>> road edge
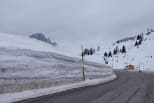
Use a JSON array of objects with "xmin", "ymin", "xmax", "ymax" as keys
[{"xmin": 0, "ymin": 74, "xmax": 117, "ymax": 103}]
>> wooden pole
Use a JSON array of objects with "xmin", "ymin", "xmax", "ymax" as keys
[{"xmin": 81, "ymin": 45, "xmax": 85, "ymax": 81}]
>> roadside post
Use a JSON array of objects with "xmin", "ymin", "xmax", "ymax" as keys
[
  {"xmin": 81, "ymin": 45, "xmax": 85, "ymax": 81},
  {"xmin": 115, "ymin": 55, "xmax": 119, "ymax": 70},
  {"xmin": 112, "ymin": 57, "xmax": 114, "ymax": 68}
]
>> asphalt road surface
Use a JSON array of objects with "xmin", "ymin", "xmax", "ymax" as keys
[{"xmin": 17, "ymin": 71, "xmax": 154, "ymax": 103}]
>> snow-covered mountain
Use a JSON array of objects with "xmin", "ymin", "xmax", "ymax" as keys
[
  {"xmin": 112, "ymin": 31, "xmax": 154, "ymax": 71},
  {"xmin": 84, "ymin": 30, "xmax": 154, "ymax": 71}
]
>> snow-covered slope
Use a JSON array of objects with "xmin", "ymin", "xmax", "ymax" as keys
[
  {"xmin": 113, "ymin": 32, "xmax": 154, "ymax": 71},
  {"xmin": 84, "ymin": 31, "xmax": 154, "ymax": 71},
  {"xmin": 0, "ymin": 33, "xmax": 114, "ymax": 93},
  {"xmin": 0, "ymin": 33, "xmax": 65, "ymax": 54},
  {"xmin": 0, "ymin": 32, "xmax": 113, "ymax": 77},
  {"xmin": 0, "ymin": 33, "xmax": 85, "ymax": 59}
]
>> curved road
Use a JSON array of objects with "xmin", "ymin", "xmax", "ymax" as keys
[{"xmin": 17, "ymin": 71, "xmax": 154, "ymax": 103}]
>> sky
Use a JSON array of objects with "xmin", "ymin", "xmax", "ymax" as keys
[{"xmin": 0, "ymin": 0, "xmax": 154, "ymax": 45}]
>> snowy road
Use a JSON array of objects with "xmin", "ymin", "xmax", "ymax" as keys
[{"xmin": 16, "ymin": 71, "xmax": 154, "ymax": 103}]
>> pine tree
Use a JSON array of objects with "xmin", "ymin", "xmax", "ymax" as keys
[
  {"xmin": 138, "ymin": 39, "xmax": 142, "ymax": 45},
  {"xmin": 84, "ymin": 48, "xmax": 89, "ymax": 56},
  {"xmin": 120, "ymin": 49, "xmax": 122, "ymax": 53},
  {"xmin": 113, "ymin": 49, "xmax": 117, "ymax": 55},
  {"xmin": 89, "ymin": 48, "xmax": 94, "ymax": 55},
  {"xmin": 135, "ymin": 41, "xmax": 138, "ymax": 46},
  {"xmin": 122, "ymin": 45, "xmax": 126, "ymax": 53},
  {"xmin": 137, "ymin": 35, "xmax": 141, "ymax": 40},
  {"xmin": 104, "ymin": 52, "xmax": 108, "ymax": 57},
  {"xmin": 108, "ymin": 51, "xmax": 112, "ymax": 57}
]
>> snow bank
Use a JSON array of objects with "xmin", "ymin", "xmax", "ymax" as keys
[{"xmin": 0, "ymin": 74, "xmax": 117, "ymax": 103}]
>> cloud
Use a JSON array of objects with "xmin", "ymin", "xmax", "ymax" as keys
[{"xmin": 0, "ymin": 0, "xmax": 154, "ymax": 42}]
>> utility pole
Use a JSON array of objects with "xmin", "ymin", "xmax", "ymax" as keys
[{"xmin": 81, "ymin": 45, "xmax": 85, "ymax": 81}]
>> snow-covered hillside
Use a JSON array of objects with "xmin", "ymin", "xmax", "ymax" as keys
[
  {"xmin": 84, "ymin": 30, "xmax": 154, "ymax": 71},
  {"xmin": 0, "ymin": 33, "xmax": 114, "ymax": 93},
  {"xmin": 0, "ymin": 33, "xmax": 84, "ymax": 58},
  {"xmin": 0, "ymin": 33, "xmax": 112, "ymax": 79},
  {"xmin": 112, "ymin": 32, "xmax": 154, "ymax": 71},
  {"xmin": 0, "ymin": 33, "xmax": 65, "ymax": 54}
]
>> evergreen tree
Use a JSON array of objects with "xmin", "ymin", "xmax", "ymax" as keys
[
  {"xmin": 122, "ymin": 45, "xmax": 126, "ymax": 53},
  {"xmin": 104, "ymin": 52, "xmax": 108, "ymax": 57},
  {"xmin": 120, "ymin": 49, "xmax": 122, "ymax": 53},
  {"xmin": 108, "ymin": 51, "xmax": 112, "ymax": 57},
  {"xmin": 137, "ymin": 35, "xmax": 141, "ymax": 40},
  {"xmin": 135, "ymin": 41, "xmax": 138, "ymax": 46},
  {"xmin": 113, "ymin": 48, "xmax": 117, "ymax": 55},
  {"xmin": 137, "ymin": 34, "xmax": 143, "ymax": 41},
  {"xmin": 89, "ymin": 48, "xmax": 93, "ymax": 55},
  {"xmin": 138, "ymin": 39, "xmax": 142, "ymax": 45},
  {"xmin": 83, "ymin": 48, "xmax": 89, "ymax": 56},
  {"xmin": 30, "ymin": 33, "xmax": 57, "ymax": 46}
]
